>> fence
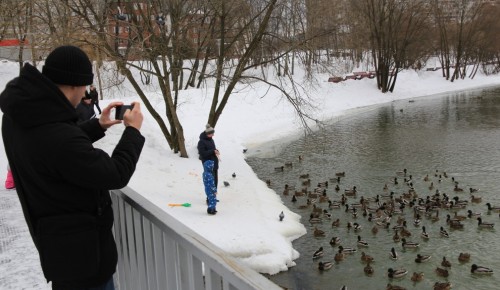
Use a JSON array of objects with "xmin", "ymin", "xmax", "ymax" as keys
[{"xmin": 110, "ymin": 187, "xmax": 282, "ymax": 290}]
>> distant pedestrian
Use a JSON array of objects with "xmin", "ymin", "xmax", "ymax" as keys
[
  {"xmin": 202, "ymin": 160, "xmax": 218, "ymax": 215},
  {"xmin": 76, "ymin": 94, "xmax": 96, "ymax": 124},
  {"xmin": 197, "ymin": 124, "xmax": 220, "ymax": 187},
  {"xmin": 86, "ymin": 84, "xmax": 101, "ymax": 114}
]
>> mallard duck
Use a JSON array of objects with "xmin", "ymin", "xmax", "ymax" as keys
[
  {"xmin": 353, "ymin": 223, "xmax": 362, "ymax": 232},
  {"xmin": 329, "ymin": 236, "xmax": 340, "ymax": 246},
  {"xmin": 313, "ymin": 226, "xmax": 325, "ymax": 237},
  {"xmin": 339, "ymin": 245, "xmax": 357, "ymax": 254},
  {"xmin": 357, "ymin": 235, "xmax": 369, "ymax": 247},
  {"xmin": 361, "ymin": 251, "xmax": 374, "ymax": 263},
  {"xmin": 312, "ymin": 246, "xmax": 324, "ymax": 259},
  {"xmin": 364, "ymin": 262, "xmax": 374, "ymax": 275},
  {"xmin": 440, "ymin": 226, "xmax": 449, "ymax": 238},
  {"xmin": 344, "ymin": 186, "xmax": 357, "ymax": 196},
  {"xmin": 393, "ymin": 230, "xmax": 401, "ymax": 242},
  {"xmin": 433, "ymin": 282, "xmax": 452, "ymax": 290},
  {"xmin": 388, "ymin": 268, "xmax": 408, "ymax": 278},
  {"xmin": 486, "ymin": 203, "xmax": 500, "ymax": 212},
  {"xmin": 334, "ymin": 249, "xmax": 345, "ymax": 262},
  {"xmin": 471, "ymin": 264, "xmax": 493, "ymax": 274},
  {"xmin": 299, "ymin": 173, "xmax": 309, "ymax": 179},
  {"xmin": 415, "ymin": 254, "xmax": 431, "ymax": 263},
  {"xmin": 469, "ymin": 187, "xmax": 479, "ymax": 193},
  {"xmin": 435, "ymin": 267, "xmax": 449, "ymax": 277},
  {"xmin": 402, "ymin": 238, "xmax": 419, "ymax": 248},
  {"xmin": 458, "ymin": 252, "xmax": 470, "ymax": 262},
  {"xmin": 411, "ymin": 272, "xmax": 424, "ymax": 282},
  {"xmin": 454, "ymin": 184, "xmax": 464, "ymax": 192},
  {"xmin": 335, "ymin": 171, "xmax": 345, "ymax": 177},
  {"xmin": 390, "ymin": 247, "xmax": 398, "ymax": 260},
  {"xmin": 329, "ymin": 200, "xmax": 341, "ymax": 209},
  {"xmin": 318, "ymin": 261, "xmax": 333, "ymax": 271},
  {"xmin": 331, "ymin": 218, "xmax": 340, "ymax": 227},
  {"xmin": 470, "ymin": 195, "xmax": 482, "ymax": 203},
  {"xmin": 335, "ymin": 184, "xmax": 340, "ymax": 191},
  {"xmin": 323, "ymin": 209, "xmax": 332, "ymax": 219},
  {"xmin": 386, "ymin": 283, "xmax": 406, "ymax": 290},
  {"xmin": 274, "ymin": 166, "xmax": 284, "ymax": 172},
  {"xmin": 477, "ymin": 217, "xmax": 494, "ymax": 228},
  {"xmin": 291, "ymin": 195, "xmax": 297, "ymax": 203},
  {"xmin": 372, "ymin": 225, "xmax": 379, "ymax": 234},
  {"xmin": 309, "ymin": 214, "xmax": 322, "ymax": 224},
  {"xmin": 421, "ymin": 226, "xmax": 429, "ymax": 240},
  {"xmin": 441, "ymin": 256, "xmax": 451, "ymax": 267},
  {"xmin": 467, "ymin": 209, "xmax": 481, "ymax": 218},
  {"xmin": 453, "ymin": 211, "xmax": 467, "ymax": 221}
]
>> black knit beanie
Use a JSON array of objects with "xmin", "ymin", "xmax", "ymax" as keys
[{"xmin": 42, "ymin": 45, "xmax": 94, "ymax": 86}]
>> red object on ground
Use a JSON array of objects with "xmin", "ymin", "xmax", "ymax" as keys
[{"xmin": 5, "ymin": 169, "xmax": 15, "ymax": 189}]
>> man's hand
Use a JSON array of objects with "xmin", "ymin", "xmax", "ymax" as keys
[
  {"xmin": 123, "ymin": 102, "xmax": 143, "ymax": 130},
  {"xmin": 99, "ymin": 102, "xmax": 123, "ymax": 130}
]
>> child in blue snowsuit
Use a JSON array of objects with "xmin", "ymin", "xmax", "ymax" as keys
[{"xmin": 203, "ymin": 160, "xmax": 218, "ymax": 215}]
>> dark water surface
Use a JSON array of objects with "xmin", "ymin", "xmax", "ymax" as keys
[{"xmin": 247, "ymin": 87, "xmax": 500, "ymax": 290}]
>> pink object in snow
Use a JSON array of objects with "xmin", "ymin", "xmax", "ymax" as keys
[{"xmin": 5, "ymin": 170, "xmax": 15, "ymax": 189}]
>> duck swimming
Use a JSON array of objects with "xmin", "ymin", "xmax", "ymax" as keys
[
  {"xmin": 471, "ymin": 264, "xmax": 493, "ymax": 274},
  {"xmin": 389, "ymin": 247, "xmax": 398, "ymax": 260},
  {"xmin": 415, "ymin": 254, "xmax": 431, "ymax": 263},
  {"xmin": 440, "ymin": 226, "xmax": 449, "ymax": 238},
  {"xmin": 357, "ymin": 235, "xmax": 369, "ymax": 247},
  {"xmin": 312, "ymin": 246, "xmax": 324, "ymax": 259},
  {"xmin": 435, "ymin": 267, "xmax": 449, "ymax": 277},
  {"xmin": 486, "ymin": 203, "xmax": 500, "ymax": 212},
  {"xmin": 421, "ymin": 226, "xmax": 429, "ymax": 240},
  {"xmin": 339, "ymin": 245, "xmax": 357, "ymax": 254},
  {"xmin": 458, "ymin": 252, "xmax": 471, "ymax": 262},
  {"xmin": 361, "ymin": 251, "xmax": 374, "ymax": 263},
  {"xmin": 329, "ymin": 236, "xmax": 340, "ymax": 246},
  {"xmin": 318, "ymin": 261, "xmax": 333, "ymax": 271},
  {"xmin": 433, "ymin": 282, "xmax": 452, "ymax": 290},
  {"xmin": 386, "ymin": 283, "xmax": 406, "ymax": 290},
  {"xmin": 441, "ymin": 256, "xmax": 451, "ymax": 267},
  {"xmin": 388, "ymin": 268, "xmax": 408, "ymax": 278},
  {"xmin": 402, "ymin": 238, "xmax": 419, "ymax": 248},
  {"xmin": 334, "ymin": 249, "xmax": 345, "ymax": 262},
  {"xmin": 364, "ymin": 262, "xmax": 374, "ymax": 275},
  {"xmin": 411, "ymin": 272, "xmax": 424, "ymax": 282},
  {"xmin": 477, "ymin": 217, "xmax": 494, "ymax": 228}
]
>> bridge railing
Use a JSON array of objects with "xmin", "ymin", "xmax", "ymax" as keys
[{"xmin": 110, "ymin": 187, "xmax": 282, "ymax": 290}]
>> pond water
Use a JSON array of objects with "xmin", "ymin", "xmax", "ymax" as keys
[{"xmin": 246, "ymin": 87, "xmax": 500, "ymax": 290}]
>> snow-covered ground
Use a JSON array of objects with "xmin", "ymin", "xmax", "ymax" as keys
[{"xmin": 1, "ymin": 58, "xmax": 500, "ymax": 289}]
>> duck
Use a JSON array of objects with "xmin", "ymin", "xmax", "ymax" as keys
[
  {"xmin": 469, "ymin": 187, "xmax": 479, "ymax": 193},
  {"xmin": 318, "ymin": 261, "xmax": 333, "ymax": 271},
  {"xmin": 338, "ymin": 245, "xmax": 357, "ymax": 254},
  {"xmin": 414, "ymin": 254, "xmax": 431, "ymax": 263},
  {"xmin": 291, "ymin": 195, "xmax": 297, "ymax": 203},
  {"xmin": 386, "ymin": 284, "xmax": 406, "ymax": 290},
  {"xmin": 364, "ymin": 262, "xmax": 374, "ymax": 275},
  {"xmin": 421, "ymin": 226, "xmax": 429, "ymax": 240},
  {"xmin": 435, "ymin": 267, "xmax": 449, "ymax": 277},
  {"xmin": 388, "ymin": 268, "xmax": 408, "ymax": 278},
  {"xmin": 471, "ymin": 264, "xmax": 493, "ymax": 274},
  {"xmin": 470, "ymin": 195, "xmax": 482, "ymax": 203},
  {"xmin": 433, "ymin": 282, "xmax": 452, "ymax": 290},
  {"xmin": 323, "ymin": 209, "xmax": 332, "ymax": 219},
  {"xmin": 441, "ymin": 256, "xmax": 451, "ymax": 267},
  {"xmin": 334, "ymin": 249, "xmax": 345, "ymax": 262},
  {"xmin": 411, "ymin": 272, "xmax": 424, "ymax": 282},
  {"xmin": 313, "ymin": 226, "xmax": 326, "ymax": 237},
  {"xmin": 486, "ymin": 202, "xmax": 500, "ymax": 212},
  {"xmin": 309, "ymin": 214, "xmax": 322, "ymax": 224},
  {"xmin": 335, "ymin": 171, "xmax": 345, "ymax": 177},
  {"xmin": 372, "ymin": 225, "xmax": 379, "ymax": 234},
  {"xmin": 357, "ymin": 235, "xmax": 369, "ymax": 247},
  {"xmin": 353, "ymin": 223, "xmax": 362, "ymax": 232},
  {"xmin": 312, "ymin": 246, "xmax": 324, "ymax": 259},
  {"xmin": 454, "ymin": 184, "xmax": 464, "ymax": 192},
  {"xmin": 467, "ymin": 209, "xmax": 481, "ymax": 218},
  {"xmin": 329, "ymin": 236, "xmax": 341, "ymax": 246},
  {"xmin": 458, "ymin": 252, "xmax": 471, "ymax": 262},
  {"xmin": 440, "ymin": 226, "xmax": 449, "ymax": 238},
  {"xmin": 453, "ymin": 211, "xmax": 467, "ymax": 221},
  {"xmin": 402, "ymin": 238, "xmax": 419, "ymax": 248},
  {"xmin": 389, "ymin": 247, "xmax": 398, "ymax": 260},
  {"xmin": 331, "ymin": 218, "xmax": 340, "ymax": 227},
  {"xmin": 477, "ymin": 217, "xmax": 494, "ymax": 228},
  {"xmin": 274, "ymin": 166, "xmax": 284, "ymax": 172},
  {"xmin": 344, "ymin": 186, "xmax": 357, "ymax": 196},
  {"xmin": 361, "ymin": 251, "xmax": 374, "ymax": 263},
  {"xmin": 328, "ymin": 200, "xmax": 341, "ymax": 209},
  {"xmin": 393, "ymin": 230, "xmax": 401, "ymax": 242}
]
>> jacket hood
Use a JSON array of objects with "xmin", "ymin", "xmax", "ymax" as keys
[
  {"xmin": 203, "ymin": 160, "xmax": 215, "ymax": 172},
  {"xmin": 0, "ymin": 63, "xmax": 78, "ymax": 128}
]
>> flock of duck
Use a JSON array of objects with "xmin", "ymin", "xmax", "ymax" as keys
[{"xmin": 276, "ymin": 167, "xmax": 498, "ymax": 290}]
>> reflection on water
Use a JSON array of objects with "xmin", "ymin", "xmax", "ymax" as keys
[{"xmin": 247, "ymin": 87, "xmax": 500, "ymax": 290}]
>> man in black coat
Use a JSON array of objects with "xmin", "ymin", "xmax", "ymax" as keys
[
  {"xmin": 0, "ymin": 46, "xmax": 145, "ymax": 290},
  {"xmin": 197, "ymin": 124, "xmax": 219, "ymax": 187},
  {"xmin": 86, "ymin": 84, "xmax": 101, "ymax": 114},
  {"xmin": 76, "ymin": 95, "xmax": 96, "ymax": 124}
]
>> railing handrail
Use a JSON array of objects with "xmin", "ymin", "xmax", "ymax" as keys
[{"xmin": 111, "ymin": 187, "xmax": 282, "ymax": 290}]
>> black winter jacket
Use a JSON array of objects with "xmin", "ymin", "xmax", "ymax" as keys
[
  {"xmin": 197, "ymin": 131, "xmax": 218, "ymax": 170},
  {"xmin": 76, "ymin": 101, "xmax": 96, "ymax": 124},
  {"xmin": 0, "ymin": 63, "xmax": 145, "ymax": 289}
]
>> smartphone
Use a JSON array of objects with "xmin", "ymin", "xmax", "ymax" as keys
[{"xmin": 115, "ymin": 104, "xmax": 134, "ymax": 120}]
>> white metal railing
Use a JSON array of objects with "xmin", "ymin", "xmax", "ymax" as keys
[{"xmin": 110, "ymin": 187, "xmax": 282, "ymax": 290}]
